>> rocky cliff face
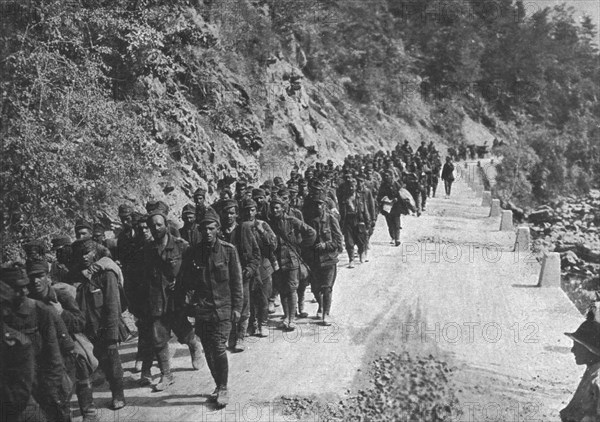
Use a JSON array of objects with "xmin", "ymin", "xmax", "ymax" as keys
[{"xmin": 113, "ymin": 4, "xmax": 456, "ymax": 225}]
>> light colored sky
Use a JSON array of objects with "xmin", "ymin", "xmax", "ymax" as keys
[{"xmin": 529, "ymin": 0, "xmax": 599, "ymax": 42}]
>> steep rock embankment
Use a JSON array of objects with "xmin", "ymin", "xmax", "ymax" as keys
[{"xmin": 105, "ymin": 6, "xmax": 452, "ymax": 225}]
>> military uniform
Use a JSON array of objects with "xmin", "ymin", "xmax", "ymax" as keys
[
  {"xmin": 268, "ymin": 210, "xmax": 316, "ymax": 329},
  {"xmin": 219, "ymin": 221, "xmax": 260, "ymax": 350},
  {"xmin": 1, "ymin": 323, "xmax": 35, "ymax": 421},
  {"xmin": 339, "ymin": 185, "xmax": 372, "ymax": 266},
  {"xmin": 180, "ymin": 234, "xmax": 243, "ymax": 406},
  {"xmin": 7, "ymin": 297, "xmax": 70, "ymax": 421},
  {"xmin": 302, "ymin": 197, "xmax": 343, "ymax": 324},
  {"xmin": 377, "ymin": 178, "xmax": 403, "ymax": 245},
  {"xmin": 75, "ymin": 257, "xmax": 125, "ymax": 409},
  {"xmin": 246, "ymin": 217, "xmax": 277, "ymax": 336},
  {"xmin": 139, "ymin": 232, "xmax": 199, "ymax": 386}
]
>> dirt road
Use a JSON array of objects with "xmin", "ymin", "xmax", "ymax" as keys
[{"xmin": 86, "ymin": 165, "xmax": 583, "ymax": 422}]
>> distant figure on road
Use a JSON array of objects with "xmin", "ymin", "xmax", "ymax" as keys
[
  {"xmin": 561, "ymin": 316, "xmax": 600, "ymax": 422},
  {"xmin": 441, "ymin": 157, "xmax": 455, "ymax": 199}
]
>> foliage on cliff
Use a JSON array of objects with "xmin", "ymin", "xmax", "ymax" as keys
[{"xmin": 1, "ymin": 0, "xmax": 598, "ymax": 256}]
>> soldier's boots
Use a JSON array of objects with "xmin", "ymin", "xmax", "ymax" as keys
[
  {"xmin": 139, "ymin": 371, "xmax": 152, "ymax": 387},
  {"xmin": 155, "ymin": 373, "xmax": 175, "ymax": 392},
  {"xmin": 77, "ymin": 382, "xmax": 99, "ymax": 422},
  {"xmin": 155, "ymin": 346, "xmax": 175, "ymax": 392},
  {"xmin": 297, "ymin": 301, "xmax": 309, "ymax": 319},
  {"xmin": 208, "ymin": 387, "xmax": 220, "ymax": 402},
  {"xmin": 255, "ymin": 325, "xmax": 267, "ymax": 338},
  {"xmin": 188, "ymin": 335, "xmax": 204, "ymax": 370},
  {"xmin": 216, "ymin": 387, "xmax": 229, "ymax": 408}
]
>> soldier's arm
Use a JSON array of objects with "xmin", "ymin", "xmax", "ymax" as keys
[
  {"xmin": 101, "ymin": 270, "xmax": 122, "ymax": 343},
  {"xmin": 57, "ymin": 289, "xmax": 86, "ymax": 334},
  {"xmin": 325, "ymin": 213, "xmax": 343, "ymax": 253},
  {"xmin": 294, "ymin": 217, "xmax": 317, "ymax": 248},
  {"xmin": 2, "ymin": 330, "xmax": 35, "ymax": 415},
  {"xmin": 228, "ymin": 246, "xmax": 243, "ymax": 316},
  {"xmin": 260, "ymin": 221, "xmax": 278, "ymax": 255},
  {"xmin": 243, "ymin": 224, "xmax": 261, "ymax": 278},
  {"xmin": 37, "ymin": 304, "xmax": 65, "ymax": 401}
]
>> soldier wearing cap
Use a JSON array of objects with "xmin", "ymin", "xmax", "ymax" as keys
[
  {"xmin": 180, "ymin": 204, "xmax": 201, "ymax": 246},
  {"xmin": 1, "ymin": 279, "xmax": 35, "ymax": 421},
  {"xmin": 218, "ymin": 199, "xmax": 260, "ymax": 351},
  {"xmin": 23, "ymin": 239, "xmax": 48, "ymax": 263},
  {"xmin": 139, "ymin": 209, "xmax": 203, "ymax": 391},
  {"xmin": 125, "ymin": 214, "xmax": 153, "ymax": 374},
  {"xmin": 268, "ymin": 195, "xmax": 316, "ymax": 331},
  {"xmin": 278, "ymin": 187, "xmax": 303, "ymax": 222},
  {"xmin": 75, "ymin": 219, "xmax": 94, "ymax": 241},
  {"xmin": 193, "ymin": 187, "xmax": 215, "ymax": 224},
  {"xmin": 561, "ymin": 316, "xmax": 600, "ymax": 422},
  {"xmin": 234, "ymin": 180, "xmax": 247, "ymax": 204},
  {"xmin": 71, "ymin": 238, "xmax": 126, "ymax": 410},
  {"xmin": 356, "ymin": 175, "xmax": 376, "ymax": 262},
  {"xmin": 252, "ymin": 188, "xmax": 270, "ymax": 221},
  {"xmin": 2, "ymin": 263, "xmax": 71, "ymax": 420},
  {"xmin": 403, "ymin": 162, "xmax": 422, "ymax": 217},
  {"xmin": 301, "ymin": 191, "xmax": 343, "ymax": 325},
  {"xmin": 240, "ymin": 198, "xmax": 277, "ymax": 337},
  {"xmin": 145, "ymin": 201, "xmax": 181, "ymax": 237},
  {"xmin": 288, "ymin": 183, "xmax": 303, "ymax": 212},
  {"xmin": 50, "ymin": 236, "xmax": 73, "ymax": 285},
  {"xmin": 27, "ymin": 260, "xmax": 99, "ymax": 421},
  {"xmin": 339, "ymin": 176, "xmax": 372, "ymax": 268},
  {"xmin": 377, "ymin": 170, "xmax": 403, "ymax": 247},
  {"xmin": 180, "ymin": 207, "xmax": 243, "ymax": 408}
]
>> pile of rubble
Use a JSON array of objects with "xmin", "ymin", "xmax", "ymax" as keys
[
  {"xmin": 281, "ymin": 352, "xmax": 461, "ymax": 421},
  {"xmin": 528, "ymin": 189, "xmax": 600, "ymax": 311}
]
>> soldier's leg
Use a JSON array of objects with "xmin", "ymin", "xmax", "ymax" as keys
[
  {"xmin": 321, "ymin": 265, "xmax": 337, "ymax": 326},
  {"xmin": 288, "ymin": 269, "xmax": 300, "ymax": 328},
  {"xmin": 296, "ymin": 275, "xmax": 309, "ymax": 317},
  {"xmin": 310, "ymin": 266, "xmax": 323, "ymax": 318},
  {"xmin": 230, "ymin": 282, "xmax": 250, "ymax": 352},
  {"xmin": 74, "ymin": 353, "xmax": 98, "ymax": 422},
  {"xmin": 93, "ymin": 340, "xmax": 125, "ymax": 409},
  {"xmin": 171, "ymin": 309, "xmax": 203, "ymax": 370},
  {"xmin": 212, "ymin": 318, "xmax": 233, "ymax": 407},
  {"xmin": 152, "ymin": 317, "xmax": 174, "ymax": 391},
  {"xmin": 384, "ymin": 213, "xmax": 394, "ymax": 242},
  {"xmin": 268, "ymin": 270, "xmax": 280, "ymax": 314},
  {"xmin": 344, "ymin": 226, "xmax": 356, "ymax": 267},
  {"xmin": 252, "ymin": 276, "xmax": 269, "ymax": 337},
  {"xmin": 357, "ymin": 225, "xmax": 368, "ymax": 261},
  {"xmin": 276, "ymin": 270, "xmax": 290, "ymax": 328},
  {"xmin": 195, "ymin": 320, "xmax": 217, "ymax": 385},
  {"xmin": 391, "ymin": 214, "xmax": 401, "ymax": 245},
  {"xmin": 135, "ymin": 318, "xmax": 154, "ymax": 385},
  {"xmin": 421, "ymin": 188, "xmax": 427, "ymax": 210}
]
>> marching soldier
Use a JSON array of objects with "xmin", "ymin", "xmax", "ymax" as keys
[
  {"xmin": 302, "ymin": 191, "xmax": 343, "ymax": 326},
  {"xmin": 240, "ymin": 198, "xmax": 277, "ymax": 337},
  {"xmin": 180, "ymin": 204, "xmax": 202, "ymax": 246},
  {"xmin": 339, "ymin": 177, "xmax": 372, "ymax": 268},
  {"xmin": 378, "ymin": 171, "xmax": 404, "ymax": 247},
  {"xmin": 2, "ymin": 263, "xmax": 71, "ymax": 420},
  {"xmin": 268, "ymin": 196, "xmax": 316, "ymax": 331},
  {"xmin": 138, "ymin": 210, "xmax": 203, "ymax": 391},
  {"xmin": 218, "ymin": 199, "xmax": 260, "ymax": 352},
  {"xmin": 1, "ymin": 280, "xmax": 35, "ymax": 422},
  {"xmin": 72, "ymin": 239, "xmax": 126, "ymax": 410},
  {"xmin": 180, "ymin": 207, "xmax": 243, "ymax": 408}
]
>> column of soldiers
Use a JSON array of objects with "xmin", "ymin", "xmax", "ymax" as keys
[{"xmin": 1, "ymin": 141, "xmax": 450, "ymax": 419}]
